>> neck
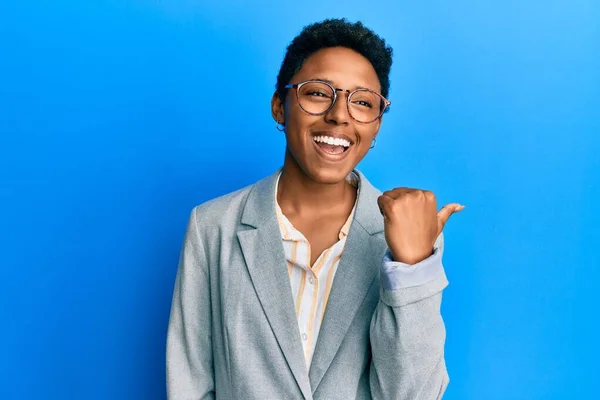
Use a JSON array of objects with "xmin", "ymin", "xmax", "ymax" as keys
[{"xmin": 277, "ymin": 150, "xmax": 357, "ymax": 217}]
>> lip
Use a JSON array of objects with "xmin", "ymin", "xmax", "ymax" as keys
[{"xmin": 311, "ymin": 137, "xmax": 353, "ymax": 162}]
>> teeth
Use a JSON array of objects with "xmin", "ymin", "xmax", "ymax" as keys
[{"xmin": 313, "ymin": 135, "xmax": 351, "ymax": 148}]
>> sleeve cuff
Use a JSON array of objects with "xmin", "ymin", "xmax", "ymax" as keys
[
  {"xmin": 380, "ymin": 272, "xmax": 449, "ymax": 307},
  {"xmin": 380, "ymin": 246, "xmax": 444, "ymax": 290}
]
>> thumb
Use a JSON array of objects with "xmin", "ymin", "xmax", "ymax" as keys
[{"xmin": 437, "ymin": 203, "xmax": 465, "ymax": 228}]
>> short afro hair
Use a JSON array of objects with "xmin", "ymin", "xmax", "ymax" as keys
[{"xmin": 276, "ymin": 18, "xmax": 393, "ymax": 100}]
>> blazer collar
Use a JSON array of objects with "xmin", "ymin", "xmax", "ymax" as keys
[
  {"xmin": 241, "ymin": 168, "xmax": 384, "ymax": 235},
  {"xmin": 237, "ymin": 168, "xmax": 386, "ymax": 397}
]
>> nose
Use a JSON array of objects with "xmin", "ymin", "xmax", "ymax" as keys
[{"xmin": 324, "ymin": 91, "xmax": 351, "ymax": 125}]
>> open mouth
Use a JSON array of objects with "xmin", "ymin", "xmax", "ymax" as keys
[{"xmin": 312, "ymin": 135, "xmax": 352, "ymax": 156}]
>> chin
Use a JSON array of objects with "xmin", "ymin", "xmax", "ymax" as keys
[{"xmin": 285, "ymin": 146, "xmax": 357, "ymax": 184}]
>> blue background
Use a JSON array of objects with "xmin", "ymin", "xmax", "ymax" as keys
[{"xmin": 1, "ymin": 1, "xmax": 598, "ymax": 399}]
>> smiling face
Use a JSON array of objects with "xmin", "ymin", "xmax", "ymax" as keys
[{"xmin": 272, "ymin": 46, "xmax": 384, "ymax": 184}]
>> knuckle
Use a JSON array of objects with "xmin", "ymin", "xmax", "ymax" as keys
[
  {"xmin": 409, "ymin": 190, "xmax": 424, "ymax": 200},
  {"xmin": 424, "ymin": 190, "xmax": 436, "ymax": 200}
]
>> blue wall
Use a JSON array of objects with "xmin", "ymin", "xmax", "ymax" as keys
[{"xmin": 1, "ymin": 1, "xmax": 598, "ymax": 399}]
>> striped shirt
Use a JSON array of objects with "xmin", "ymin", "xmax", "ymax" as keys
[{"xmin": 275, "ymin": 171, "xmax": 360, "ymax": 366}]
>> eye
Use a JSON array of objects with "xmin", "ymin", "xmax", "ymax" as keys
[
  {"xmin": 351, "ymin": 90, "xmax": 378, "ymax": 109},
  {"xmin": 352, "ymin": 100, "xmax": 373, "ymax": 108},
  {"xmin": 306, "ymin": 90, "xmax": 331, "ymax": 98}
]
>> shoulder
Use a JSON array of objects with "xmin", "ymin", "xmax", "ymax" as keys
[
  {"xmin": 190, "ymin": 182, "xmax": 253, "ymax": 231},
  {"xmin": 195, "ymin": 184, "xmax": 251, "ymax": 216},
  {"xmin": 188, "ymin": 170, "xmax": 278, "ymax": 234},
  {"xmin": 352, "ymin": 169, "xmax": 386, "ymax": 234},
  {"xmin": 354, "ymin": 169, "xmax": 383, "ymax": 197}
]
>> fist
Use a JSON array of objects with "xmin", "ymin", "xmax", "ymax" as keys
[{"xmin": 377, "ymin": 188, "xmax": 464, "ymax": 265}]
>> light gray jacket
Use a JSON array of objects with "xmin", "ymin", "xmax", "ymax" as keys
[{"xmin": 166, "ymin": 169, "xmax": 449, "ymax": 399}]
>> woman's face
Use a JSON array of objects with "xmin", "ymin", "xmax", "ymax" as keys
[{"xmin": 272, "ymin": 46, "xmax": 383, "ymax": 184}]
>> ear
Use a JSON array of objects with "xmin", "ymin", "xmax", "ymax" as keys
[{"xmin": 271, "ymin": 92, "xmax": 285, "ymax": 124}]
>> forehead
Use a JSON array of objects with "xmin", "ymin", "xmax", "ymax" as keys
[{"xmin": 292, "ymin": 47, "xmax": 381, "ymax": 93}]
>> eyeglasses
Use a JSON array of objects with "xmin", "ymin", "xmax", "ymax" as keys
[{"xmin": 284, "ymin": 80, "xmax": 391, "ymax": 124}]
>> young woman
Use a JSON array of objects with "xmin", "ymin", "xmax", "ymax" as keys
[{"xmin": 167, "ymin": 18, "xmax": 464, "ymax": 400}]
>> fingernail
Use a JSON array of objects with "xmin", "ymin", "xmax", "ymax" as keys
[{"xmin": 457, "ymin": 205, "xmax": 466, "ymax": 211}]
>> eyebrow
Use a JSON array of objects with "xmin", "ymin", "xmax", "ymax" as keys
[{"xmin": 310, "ymin": 77, "xmax": 375, "ymax": 92}]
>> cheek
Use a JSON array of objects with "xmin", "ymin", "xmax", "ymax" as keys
[
  {"xmin": 284, "ymin": 94, "xmax": 302, "ymax": 121},
  {"xmin": 285, "ymin": 100, "xmax": 310, "ymax": 129},
  {"xmin": 357, "ymin": 124, "xmax": 380, "ymax": 147},
  {"xmin": 356, "ymin": 141, "xmax": 372, "ymax": 158},
  {"xmin": 284, "ymin": 106, "xmax": 319, "ymax": 143}
]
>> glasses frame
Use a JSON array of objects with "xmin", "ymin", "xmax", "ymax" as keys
[{"xmin": 284, "ymin": 79, "xmax": 391, "ymax": 124}]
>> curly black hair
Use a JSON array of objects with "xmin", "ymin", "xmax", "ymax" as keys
[{"xmin": 276, "ymin": 18, "xmax": 393, "ymax": 100}]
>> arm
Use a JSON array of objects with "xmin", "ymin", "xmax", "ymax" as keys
[
  {"xmin": 369, "ymin": 233, "xmax": 449, "ymax": 400},
  {"xmin": 166, "ymin": 207, "xmax": 215, "ymax": 400}
]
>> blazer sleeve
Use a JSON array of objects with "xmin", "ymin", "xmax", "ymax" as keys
[
  {"xmin": 369, "ymin": 232, "xmax": 449, "ymax": 400},
  {"xmin": 166, "ymin": 207, "xmax": 215, "ymax": 400}
]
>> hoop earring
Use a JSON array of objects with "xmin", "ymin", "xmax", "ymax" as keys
[
  {"xmin": 370, "ymin": 138, "xmax": 377, "ymax": 149},
  {"xmin": 276, "ymin": 121, "xmax": 285, "ymax": 132}
]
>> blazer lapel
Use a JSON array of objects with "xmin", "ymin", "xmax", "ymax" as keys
[
  {"xmin": 236, "ymin": 170, "xmax": 312, "ymax": 399},
  {"xmin": 308, "ymin": 170, "xmax": 388, "ymax": 391}
]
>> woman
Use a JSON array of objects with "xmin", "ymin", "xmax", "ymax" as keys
[{"xmin": 166, "ymin": 18, "xmax": 464, "ymax": 400}]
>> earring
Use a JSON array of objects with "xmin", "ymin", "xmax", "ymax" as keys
[
  {"xmin": 276, "ymin": 121, "xmax": 285, "ymax": 132},
  {"xmin": 370, "ymin": 138, "xmax": 377, "ymax": 149}
]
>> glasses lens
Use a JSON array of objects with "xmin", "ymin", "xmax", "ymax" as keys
[
  {"xmin": 297, "ymin": 82, "xmax": 335, "ymax": 114},
  {"xmin": 348, "ymin": 90, "xmax": 382, "ymax": 123}
]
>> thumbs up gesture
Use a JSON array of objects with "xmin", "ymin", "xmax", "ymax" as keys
[{"xmin": 377, "ymin": 188, "xmax": 464, "ymax": 265}]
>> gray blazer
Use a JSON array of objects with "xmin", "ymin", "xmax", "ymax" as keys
[{"xmin": 166, "ymin": 169, "xmax": 449, "ymax": 400}]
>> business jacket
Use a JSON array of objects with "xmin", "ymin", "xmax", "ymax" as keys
[{"xmin": 166, "ymin": 169, "xmax": 449, "ymax": 400}]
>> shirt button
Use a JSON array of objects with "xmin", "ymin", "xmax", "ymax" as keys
[
  {"xmin": 302, "ymin": 333, "xmax": 308, "ymax": 341},
  {"xmin": 308, "ymin": 276, "xmax": 314, "ymax": 284}
]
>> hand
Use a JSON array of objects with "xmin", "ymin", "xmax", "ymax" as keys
[{"xmin": 377, "ymin": 188, "xmax": 464, "ymax": 265}]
